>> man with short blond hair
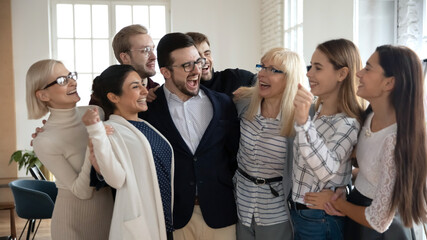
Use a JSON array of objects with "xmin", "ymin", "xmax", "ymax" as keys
[
  {"xmin": 112, "ymin": 24, "xmax": 159, "ymax": 90},
  {"xmin": 90, "ymin": 24, "xmax": 159, "ymax": 105}
]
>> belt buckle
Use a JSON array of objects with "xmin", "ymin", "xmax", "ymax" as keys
[{"xmin": 255, "ymin": 177, "xmax": 266, "ymax": 185}]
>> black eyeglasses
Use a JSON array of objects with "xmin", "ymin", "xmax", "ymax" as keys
[
  {"xmin": 171, "ymin": 58, "xmax": 206, "ymax": 72},
  {"xmin": 43, "ymin": 72, "xmax": 78, "ymax": 89},
  {"xmin": 255, "ymin": 64, "xmax": 284, "ymax": 74}
]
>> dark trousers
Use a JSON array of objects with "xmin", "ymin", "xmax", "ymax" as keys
[
  {"xmin": 167, "ymin": 231, "xmax": 174, "ymax": 240},
  {"xmin": 344, "ymin": 188, "xmax": 413, "ymax": 240}
]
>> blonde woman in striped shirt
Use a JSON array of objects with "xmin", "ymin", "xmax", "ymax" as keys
[
  {"xmin": 233, "ymin": 48, "xmax": 305, "ymax": 240},
  {"xmin": 290, "ymin": 39, "xmax": 365, "ymax": 240}
]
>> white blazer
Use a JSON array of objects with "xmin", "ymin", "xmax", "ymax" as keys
[{"xmin": 87, "ymin": 115, "xmax": 174, "ymax": 240}]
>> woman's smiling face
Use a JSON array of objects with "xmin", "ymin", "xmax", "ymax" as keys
[{"xmin": 41, "ymin": 63, "xmax": 80, "ymax": 109}]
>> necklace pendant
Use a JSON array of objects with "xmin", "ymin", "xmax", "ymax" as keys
[{"xmin": 365, "ymin": 129, "xmax": 372, "ymax": 137}]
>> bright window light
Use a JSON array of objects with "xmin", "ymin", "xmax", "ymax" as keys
[{"xmin": 51, "ymin": 1, "xmax": 169, "ymax": 105}]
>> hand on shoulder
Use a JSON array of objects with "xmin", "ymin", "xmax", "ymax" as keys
[{"xmin": 30, "ymin": 119, "xmax": 46, "ymax": 146}]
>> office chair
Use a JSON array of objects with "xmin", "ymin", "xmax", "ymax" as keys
[{"xmin": 9, "ymin": 179, "xmax": 57, "ymax": 240}]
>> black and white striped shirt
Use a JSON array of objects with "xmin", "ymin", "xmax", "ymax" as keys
[{"xmin": 234, "ymin": 107, "xmax": 290, "ymax": 226}]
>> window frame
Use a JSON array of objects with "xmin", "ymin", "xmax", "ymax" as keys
[
  {"xmin": 50, "ymin": 0, "xmax": 170, "ymax": 66},
  {"xmin": 49, "ymin": 0, "xmax": 170, "ymax": 104},
  {"xmin": 283, "ymin": 0, "xmax": 303, "ymax": 58}
]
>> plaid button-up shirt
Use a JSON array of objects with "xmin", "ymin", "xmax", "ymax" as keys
[{"xmin": 292, "ymin": 105, "xmax": 360, "ymax": 204}]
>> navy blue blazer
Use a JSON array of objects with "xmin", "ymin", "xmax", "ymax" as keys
[{"xmin": 139, "ymin": 85, "xmax": 240, "ymax": 229}]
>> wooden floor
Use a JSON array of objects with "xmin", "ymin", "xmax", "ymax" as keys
[{"xmin": 0, "ymin": 207, "xmax": 51, "ymax": 240}]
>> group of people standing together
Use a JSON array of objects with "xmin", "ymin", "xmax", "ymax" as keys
[{"xmin": 25, "ymin": 23, "xmax": 427, "ymax": 240}]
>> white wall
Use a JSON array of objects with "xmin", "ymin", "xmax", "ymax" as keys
[
  {"xmin": 12, "ymin": 0, "xmax": 51, "ymax": 176},
  {"xmin": 358, "ymin": 0, "xmax": 396, "ymax": 63},
  {"xmin": 303, "ymin": 0, "xmax": 356, "ymax": 64},
  {"xmin": 170, "ymin": 0, "xmax": 261, "ymax": 72},
  {"xmin": 303, "ymin": 0, "xmax": 396, "ymax": 65},
  {"xmin": 11, "ymin": 0, "xmax": 260, "ymax": 176}
]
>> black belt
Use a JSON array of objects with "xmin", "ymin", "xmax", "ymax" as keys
[
  {"xmin": 238, "ymin": 167, "xmax": 282, "ymax": 197},
  {"xmin": 289, "ymin": 200, "xmax": 309, "ymax": 210}
]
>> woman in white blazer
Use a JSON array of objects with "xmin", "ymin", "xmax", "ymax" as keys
[{"xmin": 82, "ymin": 64, "xmax": 174, "ymax": 240}]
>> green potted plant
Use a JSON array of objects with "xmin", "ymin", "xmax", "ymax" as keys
[{"xmin": 9, "ymin": 149, "xmax": 42, "ymax": 175}]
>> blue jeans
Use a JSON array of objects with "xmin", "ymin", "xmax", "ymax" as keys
[{"xmin": 290, "ymin": 209, "xmax": 344, "ymax": 240}]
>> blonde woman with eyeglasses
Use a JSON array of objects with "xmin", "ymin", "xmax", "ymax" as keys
[
  {"xmin": 26, "ymin": 59, "xmax": 113, "ymax": 239},
  {"xmin": 233, "ymin": 48, "xmax": 305, "ymax": 240}
]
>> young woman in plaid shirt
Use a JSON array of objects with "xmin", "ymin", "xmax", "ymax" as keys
[{"xmin": 290, "ymin": 39, "xmax": 365, "ymax": 240}]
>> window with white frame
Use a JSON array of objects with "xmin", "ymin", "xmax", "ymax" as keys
[
  {"xmin": 50, "ymin": 1, "xmax": 169, "ymax": 105},
  {"xmin": 284, "ymin": 0, "xmax": 303, "ymax": 58}
]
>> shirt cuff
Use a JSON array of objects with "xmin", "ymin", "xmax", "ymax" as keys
[{"xmin": 294, "ymin": 117, "xmax": 311, "ymax": 132}]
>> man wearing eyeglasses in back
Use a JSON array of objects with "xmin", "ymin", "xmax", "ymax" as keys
[
  {"xmin": 139, "ymin": 32, "xmax": 240, "ymax": 240},
  {"xmin": 89, "ymin": 24, "xmax": 159, "ymax": 105},
  {"xmin": 186, "ymin": 32, "xmax": 256, "ymax": 96},
  {"xmin": 146, "ymin": 32, "xmax": 256, "ymax": 102}
]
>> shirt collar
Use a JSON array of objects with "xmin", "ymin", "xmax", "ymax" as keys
[
  {"xmin": 163, "ymin": 84, "xmax": 205, "ymax": 103},
  {"xmin": 256, "ymin": 103, "xmax": 282, "ymax": 120}
]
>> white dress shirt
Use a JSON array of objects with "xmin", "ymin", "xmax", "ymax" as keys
[{"xmin": 163, "ymin": 86, "xmax": 213, "ymax": 154}]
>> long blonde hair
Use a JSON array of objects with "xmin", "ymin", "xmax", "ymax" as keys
[
  {"xmin": 315, "ymin": 39, "xmax": 365, "ymax": 123},
  {"xmin": 238, "ymin": 48, "xmax": 306, "ymax": 137}
]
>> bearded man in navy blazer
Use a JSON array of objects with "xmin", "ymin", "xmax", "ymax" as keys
[{"xmin": 139, "ymin": 32, "xmax": 240, "ymax": 240}]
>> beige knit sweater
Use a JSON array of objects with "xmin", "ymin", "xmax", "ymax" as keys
[{"xmin": 33, "ymin": 106, "xmax": 113, "ymax": 240}]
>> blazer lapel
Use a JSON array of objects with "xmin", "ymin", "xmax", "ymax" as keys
[
  {"xmin": 152, "ymin": 86, "xmax": 193, "ymax": 155},
  {"xmin": 195, "ymin": 87, "xmax": 220, "ymax": 155}
]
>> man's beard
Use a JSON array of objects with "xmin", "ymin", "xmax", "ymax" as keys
[{"xmin": 171, "ymin": 75, "xmax": 199, "ymax": 97}]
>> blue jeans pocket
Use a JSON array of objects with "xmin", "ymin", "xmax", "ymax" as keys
[
  {"xmin": 296, "ymin": 209, "xmax": 326, "ymax": 222},
  {"xmin": 291, "ymin": 209, "xmax": 344, "ymax": 240}
]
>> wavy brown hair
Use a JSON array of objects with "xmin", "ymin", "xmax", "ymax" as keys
[
  {"xmin": 376, "ymin": 45, "xmax": 427, "ymax": 227},
  {"xmin": 186, "ymin": 32, "xmax": 210, "ymax": 46}
]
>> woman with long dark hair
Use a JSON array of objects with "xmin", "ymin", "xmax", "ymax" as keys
[{"xmin": 305, "ymin": 45, "xmax": 427, "ymax": 239}]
